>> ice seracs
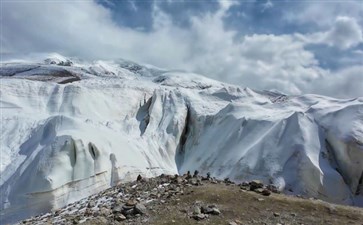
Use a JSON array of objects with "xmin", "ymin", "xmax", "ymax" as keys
[{"xmin": 1, "ymin": 55, "xmax": 362, "ymax": 223}]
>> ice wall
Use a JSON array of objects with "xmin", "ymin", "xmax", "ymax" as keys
[{"xmin": 1, "ymin": 59, "xmax": 362, "ymax": 223}]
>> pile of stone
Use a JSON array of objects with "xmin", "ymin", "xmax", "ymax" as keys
[
  {"xmin": 18, "ymin": 172, "xmax": 205, "ymax": 225},
  {"xmin": 110, "ymin": 199, "xmax": 147, "ymax": 221},
  {"xmin": 191, "ymin": 202, "xmax": 221, "ymax": 221},
  {"xmin": 18, "ymin": 172, "xmax": 280, "ymax": 225},
  {"xmin": 239, "ymin": 180, "xmax": 280, "ymax": 196}
]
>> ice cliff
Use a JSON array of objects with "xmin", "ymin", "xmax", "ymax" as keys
[{"xmin": 1, "ymin": 54, "xmax": 362, "ymax": 223}]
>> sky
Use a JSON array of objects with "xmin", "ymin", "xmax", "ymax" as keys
[{"xmin": 1, "ymin": 0, "xmax": 363, "ymax": 98}]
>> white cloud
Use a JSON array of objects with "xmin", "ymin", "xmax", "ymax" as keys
[
  {"xmin": 218, "ymin": 0, "xmax": 238, "ymax": 12},
  {"xmin": 261, "ymin": 0, "xmax": 273, "ymax": 12},
  {"xmin": 324, "ymin": 17, "xmax": 363, "ymax": 49},
  {"xmin": 283, "ymin": 1, "xmax": 363, "ymax": 28},
  {"xmin": 353, "ymin": 49, "xmax": 363, "ymax": 55},
  {"xmin": 310, "ymin": 66, "xmax": 363, "ymax": 98},
  {"xmin": 300, "ymin": 16, "xmax": 363, "ymax": 50},
  {"xmin": 1, "ymin": 0, "xmax": 362, "ymax": 98},
  {"xmin": 237, "ymin": 34, "xmax": 325, "ymax": 94}
]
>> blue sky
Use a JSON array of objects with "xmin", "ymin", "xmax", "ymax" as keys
[{"xmin": 1, "ymin": 0, "xmax": 363, "ymax": 98}]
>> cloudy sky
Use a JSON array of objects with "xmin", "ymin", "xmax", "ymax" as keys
[{"xmin": 1, "ymin": 0, "xmax": 363, "ymax": 98}]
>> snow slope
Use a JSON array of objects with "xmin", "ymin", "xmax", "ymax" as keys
[{"xmin": 1, "ymin": 55, "xmax": 363, "ymax": 223}]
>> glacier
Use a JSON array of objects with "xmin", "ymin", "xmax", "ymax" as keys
[{"xmin": 0, "ymin": 54, "xmax": 363, "ymax": 223}]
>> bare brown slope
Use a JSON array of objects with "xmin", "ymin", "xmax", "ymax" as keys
[{"xmin": 19, "ymin": 175, "xmax": 363, "ymax": 225}]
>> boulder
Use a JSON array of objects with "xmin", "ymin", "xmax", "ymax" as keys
[
  {"xmin": 134, "ymin": 203, "xmax": 147, "ymax": 215},
  {"xmin": 261, "ymin": 189, "xmax": 271, "ymax": 196},
  {"xmin": 249, "ymin": 180, "xmax": 263, "ymax": 191}
]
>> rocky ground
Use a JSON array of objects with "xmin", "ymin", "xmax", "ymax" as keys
[{"xmin": 18, "ymin": 173, "xmax": 363, "ymax": 225}]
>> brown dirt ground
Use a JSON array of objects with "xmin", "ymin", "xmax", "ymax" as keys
[{"xmin": 147, "ymin": 183, "xmax": 363, "ymax": 225}]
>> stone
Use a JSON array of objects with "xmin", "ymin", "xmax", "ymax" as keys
[
  {"xmin": 87, "ymin": 200, "xmax": 96, "ymax": 208},
  {"xmin": 193, "ymin": 170, "xmax": 199, "ymax": 177},
  {"xmin": 249, "ymin": 180, "xmax": 263, "ymax": 191},
  {"xmin": 211, "ymin": 207, "xmax": 221, "ymax": 215},
  {"xmin": 190, "ymin": 178, "xmax": 198, "ymax": 186},
  {"xmin": 192, "ymin": 214, "xmax": 206, "ymax": 221},
  {"xmin": 327, "ymin": 205, "xmax": 337, "ymax": 214},
  {"xmin": 122, "ymin": 208, "xmax": 134, "ymax": 216},
  {"xmin": 200, "ymin": 205, "xmax": 220, "ymax": 215},
  {"xmin": 229, "ymin": 222, "xmax": 238, "ymax": 225},
  {"xmin": 137, "ymin": 174, "xmax": 143, "ymax": 182},
  {"xmin": 112, "ymin": 205, "xmax": 123, "ymax": 214},
  {"xmin": 176, "ymin": 177, "xmax": 184, "ymax": 184},
  {"xmin": 261, "ymin": 189, "xmax": 271, "ymax": 196},
  {"xmin": 273, "ymin": 212, "xmax": 280, "ymax": 217},
  {"xmin": 100, "ymin": 207, "xmax": 111, "ymax": 216},
  {"xmin": 84, "ymin": 208, "xmax": 93, "ymax": 216},
  {"xmin": 240, "ymin": 181, "xmax": 250, "ymax": 190},
  {"xmin": 114, "ymin": 214, "xmax": 126, "ymax": 221},
  {"xmin": 254, "ymin": 188, "xmax": 264, "ymax": 194},
  {"xmin": 193, "ymin": 206, "xmax": 201, "ymax": 215},
  {"xmin": 134, "ymin": 203, "xmax": 147, "ymax": 215},
  {"xmin": 126, "ymin": 199, "xmax": 138, "ymax": 206},
  {"xmin": 54, "ymin": 209, "xmax": 61, "ymax": 215},
  {"xmin": 201, "ymin": 206, "xmax": 214, "ymax": 214},
  {"xmin": 267, "ymin": 184, "xmax": 280, "ymax": 193},
  {"xmin": 160, "ymin": 177, "xmax": 169, "ymax": 184}
]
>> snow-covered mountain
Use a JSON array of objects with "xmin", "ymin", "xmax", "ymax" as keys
[{"xmin": 1, "ymin": 54, "xmax": 363, "ymax": 223}]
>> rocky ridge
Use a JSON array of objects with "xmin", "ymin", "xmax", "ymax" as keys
[{"xmin": 18, "ymin": 172, "xmax": 279, "ymax": 225}]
